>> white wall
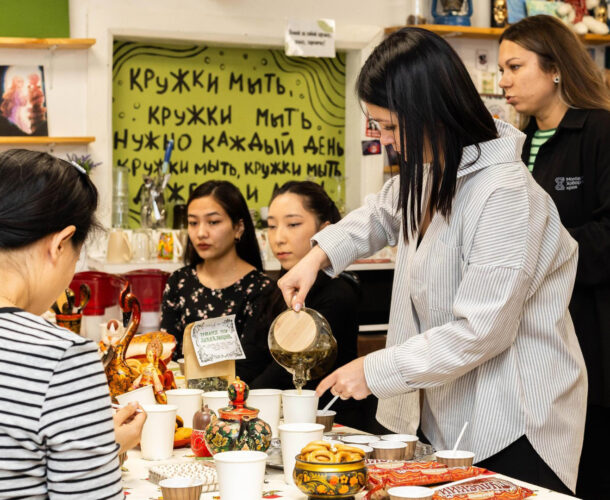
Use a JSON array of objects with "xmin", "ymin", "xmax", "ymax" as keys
[{"xmin": 1, "ymin": 0, "xmax": 601, "ymax": 226}]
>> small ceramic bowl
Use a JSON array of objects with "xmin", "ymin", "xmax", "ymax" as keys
[{"xmin": 293, "ymin": 455, "xmax": 367, "ymax": 498}]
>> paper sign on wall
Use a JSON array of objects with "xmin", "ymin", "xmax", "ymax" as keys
[
  {"xmin": 285, "ymin": 19, "xmax": 336, "ymax": 58},
  {"xmin": 190, "ymin": 315, "xmax": 245, "ymax": 367}
]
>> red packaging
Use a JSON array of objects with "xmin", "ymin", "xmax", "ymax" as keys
[
  {"xmin": 433, "ymin": 477, "xmax": 534, "ymax": 500},
  {"xmin": 365, "ymin": 461, "xmax": 488, "ymax": 500}
]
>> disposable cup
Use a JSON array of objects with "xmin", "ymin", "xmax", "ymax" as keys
[
  {"xmin": 279, "ymin": 422, "xmax": 324, "ymax": 485},
  {"xmin": 159, "ymin": 477, "xmax": 204, "ymax": 500},
  {"xmin": 140, "ymin": 404, "xmax": 177, "ymax": 460},
  {"xmin": 315, "ymin": 409, "xmax": 336, "ymax": 432},
  {"xmin": 381, "ymin": 434, "xmax": 419, "ymax": 459},
  {"xmin": 202, "ymin": 390, "xmax": 229, "ymax": 415},
  {"xmin": 348, "ymin": 443, "xmax": 373, "ymax": 459},
  {"xmin": 435, "ymin": 450, "xmax": 475, "ymax": 467},
  {"xmin": 370, "ymin": 440, "xmax": 407, "ymax": 460},
  {"xmin": 388, "ymin": 486, "xmax": 435, "ymax": 500},
  {"xmin": 214, "ymin": 450, "xmax": 267, "ymax": 500},
  {"xmin": 166, "ymin": 389, "xmax": 203, "ymax": 428},
  {"xmin": 247, "ymin": 389, "xmax": 282, "ymax": 438},
  {"xmin": 282, "ymin": 389, "xmax": 318, "ymax": 424},
  {"xmin": 116, "ymin": 385, "xmax": 156, "ymax": 406},
  {"xmin": 340, "ymin": 434, "xmax": 379, "ymax": 445}
]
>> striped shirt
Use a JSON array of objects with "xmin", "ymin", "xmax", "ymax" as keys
[
  {"xmin": 314, "ymin": 120, "xmax": 587, "ymax": 491},
  {"xmin": 0, "ymin": 308, "xmax": 123, "ymax": 499},
  {"xmin": 527, "ymin": 128, "xmax": 556, "ymax": 172}
]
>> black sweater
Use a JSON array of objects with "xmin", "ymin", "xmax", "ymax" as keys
[{"xmin": 523, "ymin": 108, "xmax": 610, "ymax": 407}]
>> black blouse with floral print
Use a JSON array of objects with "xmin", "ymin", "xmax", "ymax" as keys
[{"xmin": 160, "ymin": 265, "xmax": 279, "ymax": 373}]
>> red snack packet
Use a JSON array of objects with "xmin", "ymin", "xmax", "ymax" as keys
[
  {"xmin": 433, "ymin": 477, "xmax": 534, "ymax": 500},
  {"xmin": 365, "ymin": 461, "xmax": 488, "ymax": 500}
]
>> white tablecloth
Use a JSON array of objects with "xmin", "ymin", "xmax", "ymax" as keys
[{"xmin": 121, "ymin": 429, "xmax": 578, "ymax": 500}]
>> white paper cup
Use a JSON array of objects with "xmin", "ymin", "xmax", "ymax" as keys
[
  {"xmin": 381, "ymin": 434, "xmax": 419, "ymax": 459},
  {"xmin": 214, "ymin": 450, "xmax": 267, "ymax": 500},
  {"xmin": 370, "ymin": 440, "xmax": 408, "ymax": 460},
  {"xmin": 278, "ymin": 422, "xmax": 324, "ymax": 485},
  {"xmin": 348, "ymin": 443, "xmax": 373, "ymax": 459},
  {"xmin": 116, "ymin": 385, "xmax": 156, "ymax": 406},
  {"xmin": 202, "ymin": 390, "xmax": 229, "ymax": 415},
  {"xmin": 388, "ymin": 486, "xmax": 435, "ymax": 500},
  {"xmin": 140, "ymin": 404, "xmax": 177, "ymax": 460},
  {"xmin": 340, "ymin": 434, "xmax": 379, "ymax": 445},
  {"xmin": 281, "ymin": 389, "xmax": 318, "ymax": 424},
  {"xmin": 166, "ymin": 388, "xmax": 203, "ymax": 428},
  {"xmin": 435, "ymin": 450, "xmax": 475, "ymax": 467},
  {"xmin": 247, "ymin": 389, "xmax": 282, "ymax": 438}
]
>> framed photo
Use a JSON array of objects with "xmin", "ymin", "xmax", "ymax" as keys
[{"xmin": 0, "ymin": 65, "xmax": 48, "ymax": 136}]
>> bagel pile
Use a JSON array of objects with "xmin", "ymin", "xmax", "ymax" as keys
[{"xmin": 299, "ymin": 440, "xmax": 365, "ymax": 463}]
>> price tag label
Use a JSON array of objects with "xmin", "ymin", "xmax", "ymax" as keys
[{"xmin": 190, "ymin": 315, "xmax": 245, "ymax": 367}]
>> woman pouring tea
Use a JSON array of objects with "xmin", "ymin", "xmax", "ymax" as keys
[{"xmin": 278, "ymin": 28, "xmax": 586, "ymax": 493}]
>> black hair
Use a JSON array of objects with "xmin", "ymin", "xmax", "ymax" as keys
[
  {"xmin": 270, "ymin": 181, "xmax": 341, "ymax": 227},
  {"xmin": 0, "ymin": 149, "xmax": 99, "ymax": 249},
  {"xmin": 357, "ymin": 28, "xmax": 498, "ymax": 237},
  {"xmin": 184, "ymin": 180, "xmax": 263, "ymax": 270}
]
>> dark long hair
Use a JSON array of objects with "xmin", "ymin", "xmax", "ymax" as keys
[
  {"xmin": 270, "ymin": 181, "xmax": 341, "ymax": 227},
  {"xmin": 357, "ymin": 28, "xmax": 498, "ymax": 237},
  {"xmin": 184, "ymin": 180, "xmax": 262, "ymax": 270},
  {"xmin": 0, "ymin": 149, "xmax": 99, "ymax": 249},
  {"xmin": 500, "ymin": 15, "xmax": 610, "ymax": 113}
]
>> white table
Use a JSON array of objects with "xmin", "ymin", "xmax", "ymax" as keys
[{"xmin": 121, "ymin": 446, "xmax": 578, "ymax": 500}]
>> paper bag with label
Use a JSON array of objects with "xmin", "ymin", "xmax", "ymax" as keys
[{"xmin": 183, "ymin": 315, "xmax": 246, "ymax": 392}]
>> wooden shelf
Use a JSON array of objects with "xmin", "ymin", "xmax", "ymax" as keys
[
  {"xmin": 384, "ymin": 24, "xmax": 610, "ymax": 45},
  {"xmin": 0, "ymin": 137, "xmax": 95, "ymax": 145},
  {"xmin": 0, "ymin": 37, "xmax": 96, "ymax": 49}
]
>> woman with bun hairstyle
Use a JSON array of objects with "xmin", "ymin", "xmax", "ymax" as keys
[
  {"xmin": 499, "ymin": 15, "xmax": 610, "ymax": 498},
  {"xmin": 161, "ymin": 180, "xmax": 282, "ymax": 383},
  {"xmin": 249, "ymin": 181, "xmax": 378, "ymax": 430},
  {"xmin": 0, "ymin": 149, "xmax": 145, "ymax": 498}
]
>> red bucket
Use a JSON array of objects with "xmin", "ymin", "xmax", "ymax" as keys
[
  {"xmin": 69, "ymin": 271, "xmax": 126, "ymax": 316},
  {"xmin": 121, "ymin": 269, "xmax": 170, "ymax": 312}
]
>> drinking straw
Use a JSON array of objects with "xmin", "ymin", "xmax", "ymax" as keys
[
  {"xmin": 452, "ymin": 421, "xmax": 469, "ymax": 455},
  {"xmin": 321, "ymin": 395, "xmax": 339, "ymax": 413}
]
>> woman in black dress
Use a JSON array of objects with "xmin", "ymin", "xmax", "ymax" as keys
[
  {"xmin": 161, "ymin": 180, "xmax": 279, "ymax": 382},
  {"xmin": 258, "ymin": 181, "xmax": 379, "ymax": 431}
]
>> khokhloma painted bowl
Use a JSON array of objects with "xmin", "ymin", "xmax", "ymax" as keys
[{"xmin": 293, "ymin": 455, "xmax": 367, "ymax": 499}]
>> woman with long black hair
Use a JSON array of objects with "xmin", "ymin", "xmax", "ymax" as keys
[
  {"xmin": 161, "ymin": 180, "xmax": 278, "ymax": 381},
  {"xmin": 278, "ymin": 28, "xmax": 586, "ymax": 493}
]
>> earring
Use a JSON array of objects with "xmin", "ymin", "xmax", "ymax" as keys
[{"xmin": 553, "ymin": 76, "xmax": 560, "ymax": 84}]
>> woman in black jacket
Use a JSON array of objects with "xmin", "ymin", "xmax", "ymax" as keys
[
  {"xmin": 247, "ymin": 181, "xmax": 378, "ymax": 431},
  {"xmin": 499, "ymin": 15, "xmax": 610, "ymax": 499}
]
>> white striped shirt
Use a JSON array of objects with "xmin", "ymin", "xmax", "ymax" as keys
[
  {"xmin": 314, "ymin": 120, "xmax": 587, "ymax": 491},
  {"xmin": 0, "ymin": 308, "xmax": 123, "ymax": 499}
]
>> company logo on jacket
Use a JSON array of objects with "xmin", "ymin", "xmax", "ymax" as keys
[{"xmin": 554, "ymin": 176, "xmax": 583, "ymax": 191}]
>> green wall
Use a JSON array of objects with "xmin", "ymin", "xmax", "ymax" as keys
[{"xmin": 0, "ymin": 0, "xmax": 70, "ymax": 37}]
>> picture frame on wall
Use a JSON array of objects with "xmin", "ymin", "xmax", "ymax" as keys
[
  {"xmin": 491, "ymin": 0, "xmax": 527, "ymax": 27},
  {"xmin": 0, "ymin": 65, "xmax": 48, "ymax": 136}
]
